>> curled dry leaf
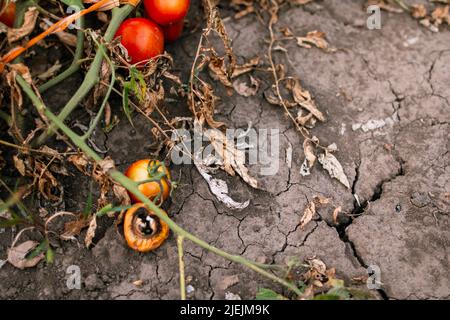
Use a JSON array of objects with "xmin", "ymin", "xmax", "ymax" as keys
[
  {"xmin": 411, "ymin": 4, "xmax": 427, "ymax": 19},
  {"xmin": 313, "ymin": 195, "xmax": 331, "ymax": 206},
  {"xmin": 303, "ymin": 139, "xmax": 316, "ymax": 169},
  {"xmin": 292, "ymin": 79, "xmax": 326, "ymax": 122},
  {"xmin": 61, "ymin": 215, "xmax": 91, "ymax": 241},
  {"xmin": 13, "ymin": 155, "xmax": 26, "ymax": 176},
  {"xmin": 7, "ymin": 240, "xmax": 44, "ymax": 269},
  {"xmin": 194, "ymin": 152, "xmax": 250, "ymax": 210},
  {"xmin": 233, "ymin": 75, "xmax": 260, "ymax": 97},
  {"xmin": 68, "ymin": 153, "xmax": 90, "ymax": 175},
  {"xmin": 332, "ymin": 206, "xmax": 342, "ymax": 225},
  {"xmin": 5, "ymin": 63, "xmax": 34, "ymax": 110},
  {"xmin": 85, "ymin": 215, "xmax": 97, "ymax": 248},
  {"xmin": 231, "ymin": 56, "xmax": 260, "ymax": 78},
  {"xmin": 196, "ymin": 119, "xmax": 258, "ymax": 189},
  {"xmin": 8, "ymin": 7, "xmax": 39, "ymax": 43},
  {"xmin": 37, "ymin": 61, "xmax": 62, "ymax": 81},
  {"xmin": 300, "ymin": 200, "xmax": 315, "ymax": 229},
  {"xmin": 296, "ymin": 30, "xmax": 336, "ymax": 52},
  {"xmin": 318, "ymin": 153, "xmax": 350, "ymax": 189}
]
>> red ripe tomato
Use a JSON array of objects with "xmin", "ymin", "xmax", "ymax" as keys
[
  {"xmin": 144, "ymin": 0, "xmax": 190, "ymax": 26},
  {"xmin": 114, "ymin": 18, "xmax": 164, "ymax": 65},
  {"xmin": 163, "ymin": 19, "xmax": 184, "ymax": 43},
  {"xmin": 0, "ymin": 1, "xmax": 16, "ymax": 28}
]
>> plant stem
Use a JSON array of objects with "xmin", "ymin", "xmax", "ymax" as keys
[
  {"xmin": 17, "ymin": 75, "xmax": 302, "ymax": 297},
  {"xmin": 39, "ymin": 0, "xmax": 86, "ymax": 93},
  {"xmin": 35, "ymin": 5, "xmax": 134, "ymax": 146},
  {"xmin": 81, "ymin": 32, "xmax": 115, "ymax": 140},
  {"xmin": 177, "ymin": 235, "xmax": 186, "ymax": 300}
]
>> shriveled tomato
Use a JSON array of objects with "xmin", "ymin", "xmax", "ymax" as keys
[
  {"xmin": 114, "ymin": 18, "xmax": 164, "ymax": 65},
  {"xmin": 124, "ymin": 159, "xmax": 171, "ymax": 204},
  {"xmin": 144, "ymin": 0, "xmax": 190, "ymax": 26},
  {"xmin": 163, "ymin": 19, "xmax": 184, "ymax": 43},
  {"xmin": 124, "ymin": 204, "xmax": 169, "ymax": 253},
  {"xmin": 0, "ymin": 1, "xmax": 16, "ymax": 28}
]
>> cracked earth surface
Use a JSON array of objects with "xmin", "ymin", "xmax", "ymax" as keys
[{"xmin": 0, "ymin": 0, "xmax": 449, "ymax": 300}]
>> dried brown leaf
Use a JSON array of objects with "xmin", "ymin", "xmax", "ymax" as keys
[
  {"xmin": 8, "ymin": 7, "xmax": 39, "ymax": 43},
  {"xmin": 292, "ymin": 79, "xmax": 326, "ymax": 122},
  {"xmin": 296, "ymin": 30, "xmax": 336, "ymax": 52},
  {"xmin": 300, "ymin": 200, "xmax": 315, "ymax": 229},
  {"xmin": 411, "ymin": 4, "xmax": 427, "ymax": 19},
  {"xmin": 318, "ymin": 153, "xmax": 350, "ymax": 189},
  {"xmin": 61, "ymin": 216, "xmax": 91, "ymax": 241},
  {"xmin": 332, "ymin": 206, "xmax": 342, "ymax": 225},
  {"xmin": 7, "ymin": 241, "xmax": 44, "ymax": 269},
  {"xmin": 85, "ymin": 215, "xmax": 97, "ymax": 248},
  {"xmin": 233, "ymin": 75, "xmax": 260, "ymax": 97}
]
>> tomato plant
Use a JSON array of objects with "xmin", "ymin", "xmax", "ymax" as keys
[
  {"xmin": 114, "ymin": 18, "xmax": 164, "ymax": 65},
  {"xmin": 0, "ymin": 1, "xmax": 16, "ymax": 27},
  {"xmin": 163, "ymin": 19, "xmax": 184, "ymax": 43},
  {"xmin": 123, "ymin": 204, "xmax": 169, "ymax": 252},
  {"xmin": 124, "ymin": 159, "xmax": 171, "ymax": 204},
  {"xmin": 144, "ymin": 0, "xmax": 190, "ymax": 26}
]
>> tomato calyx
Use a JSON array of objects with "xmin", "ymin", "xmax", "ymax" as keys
[{"xmin": 134, "ymin": 160, "xmax": 172, "ymax": 205}]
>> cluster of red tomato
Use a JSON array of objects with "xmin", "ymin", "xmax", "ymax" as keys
[
  {"xmin": 123, "ymin": 159, "xmax": 172, "ymax": 253},
  {"xmin": 0, "ymin": 1, "xmax": 16, "ymax": 27},
  {"xmin": 115, "ymin": 0, "xmax": 190, "ymax": 65}
]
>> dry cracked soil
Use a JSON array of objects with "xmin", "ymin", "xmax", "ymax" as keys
[{"xmin": 0, "ymin": 0, "xmax": 449, "ymax": 300}]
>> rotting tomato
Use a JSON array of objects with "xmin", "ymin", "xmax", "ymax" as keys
[
  {"xmin": 144, "ymin": 0, "xmax": 190, "ymax": 26},
  {"xmin": 162, "ymin": 19, "xmax": 184, "ymax": 43},
  {"xmin": 114, "ymin": 18, "xmax": 164, "ymax": 65},
  {"xmin": 124, "ymin": 159, "xmax": 171, "ymax": 204},
  {"xmin": 124, "ymin": 203, "xmax": 169, "ymax": 252},
  {"xmin": 0, "ymin": 1, "xmax": 16, "ymax": 28}
]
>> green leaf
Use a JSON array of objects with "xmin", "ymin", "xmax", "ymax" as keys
[
  {"xmin": 46, "ymin": 247, "xmax": 54, "ymax": 264},
  {"xmin": 83, "ymin": 191, "xmax": 93, "ymax": 219},
  {"xmin": 255, "ymin": 288, "xmax": 288, "ymax": 300},
  {"xmin": 26, "ymin": 240, "xmax": 47, "ymax": 260},
  {"xmin": 122, "ymin": 82, "xmax": 134, "ymax": 125}
]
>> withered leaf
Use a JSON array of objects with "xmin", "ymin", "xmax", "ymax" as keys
[
  {"xmin": 300, "ymin": 200, "xmax": 315, "ymax": 229},
  {"xmin": 292, "ymin": 80, "xmax": 326, "ymax": 122},
  {"xmin": 13, "ymin": 155, "xmax": 26, "ymax": 176},
  {"xmin": 318, "ymin": 153, "xmax": 350, "ymax": 189},
  {"xmin": 68, "ymin": 153, "xmax": 90, "ymax": 175},
  {"xmin": 296, "ymin": 31, "xmax": 336, "ymax": 52},
  {"xmin": 7, "ymin": 241, "xmax": 44, "ymax": 269},
  {"xmin": 61, "ymin": 216, "xmax": 91, "ymax": 241},
  {"xmin": 195, "ymin": 119, "xmax": 258, "ymax": 189},
  {"xmin": 8, "ymin": 7, "xmax": 39, "ymax": 43},
  {"xmin": 37, "ymin": 61, "xmax": 62, "ymax": 81},
  {"xmin": 233, "ymin": 75, "xmax": 260, "ymax": 97},
  {"xmin": 332, "ymin": 206, "xmax": 342, "ymax": 225},
  {"xmin": 85, "ymin": 215, "xmax": 97, "ymax": 248},
  {"xmin": 411, "ymin": 4, "xmax": 427, "ymax": 19}
]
